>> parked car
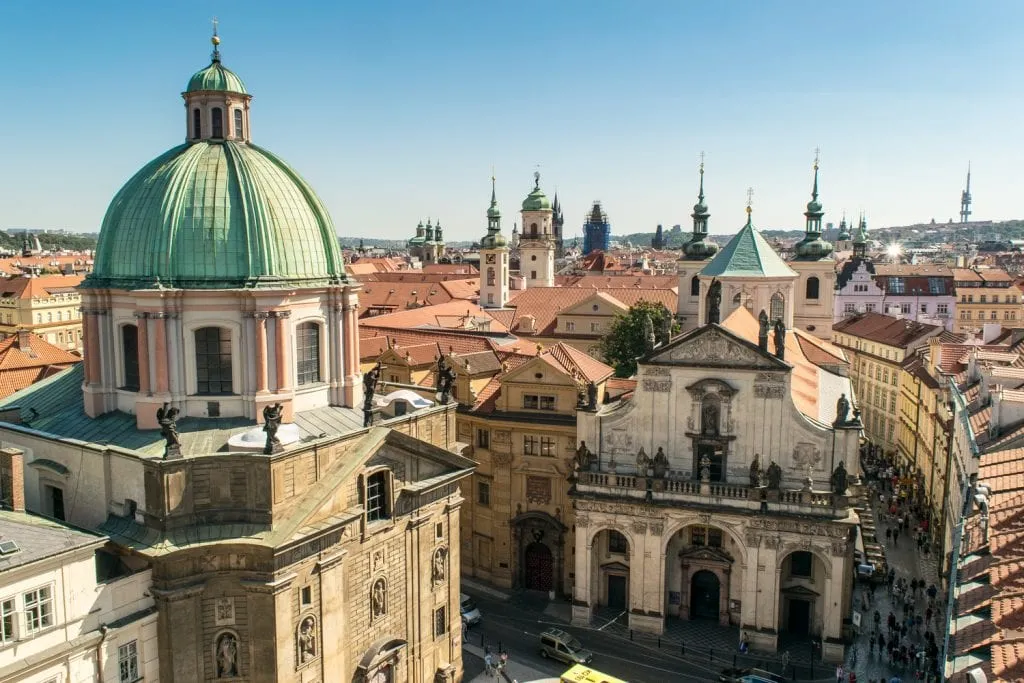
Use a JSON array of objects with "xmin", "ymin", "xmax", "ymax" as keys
[
  {"xmin": 460, "ymin": 593, "xmax": 482, "ymax": 626},
  {"xmin": 539, "ymin": 628, "xmax": 593, "ymax": 665}
]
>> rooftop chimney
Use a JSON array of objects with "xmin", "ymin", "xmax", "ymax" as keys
[
  {"xmin": 15, "ymin": 330, "xmax": 30, "ymax": 351},
  {"xmin": 0, "ymin": 448, "xmax": 25, "ymax": 513}
]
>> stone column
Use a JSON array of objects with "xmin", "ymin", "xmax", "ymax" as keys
[
  {"xmin": 83, "ymin": 311, "xmax": 100, "ymax": 385},
  {"xmin": 253, "ymin": 313, "xmax": 269, "ymax": 394},
  {"xmin": 340, "ymin": 285, "xmax": 362, "ymax": 408},
  {"xmin": 152, "ymin": 313, "xmax": 169, "ymax": 394},
  {"xmin": 273, "ymin": 311, "xmax": 291, "ymax": 392},
  {"xmin": 571, "ymin": 516, "xmax": 593, "ymax": 626},
  {"xmin": 135, "ymin": 312, "xmax": 151, "ymax": 395},
  {"xmin": 628, "ymin": 520, "xmax": 665, "ymax": 634}
]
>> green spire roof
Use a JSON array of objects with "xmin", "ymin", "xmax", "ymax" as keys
[
  {"xmin": 487, "ymin": 177, "xmax": 501, "ymax": 219},
  {"xmin": 482, "ymin": 176, "xmax": 507, "ymax": 248},
  {"xmin": 521, "ymin": 171, "xmax": 552, "ymax": 211},
  {"xmin": 701, "ymin": 210, "xmax": 796, "ymax": 278},
  {"xmin": 89, "ymin": 141, "xmax": 343, "ymax": 289}
]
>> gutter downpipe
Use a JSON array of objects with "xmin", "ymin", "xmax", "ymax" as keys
[{"xmin": 96, "ymin": 624, "xmax": 109, "ymax": 681}]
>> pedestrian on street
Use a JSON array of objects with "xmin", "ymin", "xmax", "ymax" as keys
[
  {"xmin": 836, "ymin": 664, "xmax": 845, "ymax": 682},
  {"xmin": 886, "ymin": 528, "xmax": 893, "ymax": 544}
]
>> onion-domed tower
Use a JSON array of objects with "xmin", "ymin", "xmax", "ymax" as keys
[
  {"xmin": 82, "ymin": 29, "xmax": 362, "ymax": 429},
  {"xmin": 676, "ymin": 162, "xmax": 719, "ymax": 330},
  {"xmin": 788, "ymin": 156, "xmax": 835, "ymax": 339},
  {"xmin": 479, "ymin": 176, "xmax": 509, "ymax": 308},
  {"xmin": 519, "ymin": 171, "xmax": 555, "ymax": 287}
]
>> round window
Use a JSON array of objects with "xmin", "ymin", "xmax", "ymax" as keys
[
  {"xmin": 592, "ymin": 304, "xmax": 599, "ymax": 311},
  {"xmin": 531, "ymin": 255, "xmax": 537, "ymax": 261}
]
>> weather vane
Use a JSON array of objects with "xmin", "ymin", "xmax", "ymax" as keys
[{"xmin": 699, "ymin": 150, "xmax": 705, "ymax": 172}]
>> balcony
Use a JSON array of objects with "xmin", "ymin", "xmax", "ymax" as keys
[{"xmin": 574, "ymin": 470, "xmax": 845, "ymax": 518}]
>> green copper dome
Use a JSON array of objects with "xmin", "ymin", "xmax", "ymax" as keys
[
  {"xmin": 186, "ymin": 60, "xmax": 247, "ymax": 94},
  {"xmin": 521, "ymin": 172, "xmax": 552, "ymax": 211},
  {"xmin": 89, "ymin": 141, "xmax": 344, "ymax": 289}
]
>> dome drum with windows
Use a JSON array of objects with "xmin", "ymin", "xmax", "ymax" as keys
[{"xmin": 87, "ymin": 31, "xmax": 344, "ymax": 291}]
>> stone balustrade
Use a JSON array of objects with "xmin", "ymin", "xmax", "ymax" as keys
[{"xmin": 575, "ymin": 470, "xmax": 845, "ymax": 517}]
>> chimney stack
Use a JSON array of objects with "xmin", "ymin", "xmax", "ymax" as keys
[
  {"xmin": 0, "ymin": 447, "xmax": 25, "ymax": 513},
  {"xmin": 15, "ymin": 330, "xmax": 30, "ymax": 351}
]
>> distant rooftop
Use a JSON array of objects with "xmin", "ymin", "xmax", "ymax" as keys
[{"xmin": 0, "ymin": 509, "xmax": 104, "ymax": 572}]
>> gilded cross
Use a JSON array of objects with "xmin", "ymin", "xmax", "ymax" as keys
[
  {"xmin": 814, "ymin": 146, "xmax": 821, "ymax": 169},
  {"xmin": 699, "ymin": 150, "xmax": 705, "ymax": 169},
  {"xmin": 212, "ymin": 16, "xmax": 219, "ymax": 36},
  {"xmin": 746, "ymin": 187, "xmax": 754, "ymax": 209}
]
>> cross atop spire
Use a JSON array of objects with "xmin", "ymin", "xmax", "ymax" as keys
[
  {"xmin": 814, "ymin": 146, "xmax": 821, "ymax": 170},
  {"xmin": 746, "ymin": 187, "xmax": 754, "ymax": 213},
  {"xmin": 211, "ymin": 17, "xmax": 221, "ymax": 62}
]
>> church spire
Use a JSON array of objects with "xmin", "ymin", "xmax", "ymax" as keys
[
  {"xmin": 211, "ymin": 17, "xmax": 221, "ymax": 63},
  {"xmin": 681, "ymin": 156, "xmax": 717, "ymax": 261}
]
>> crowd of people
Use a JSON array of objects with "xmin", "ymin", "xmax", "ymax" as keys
[{"xmin": 849, "ymin": 448, "xmax": 943, "ymax": 683}]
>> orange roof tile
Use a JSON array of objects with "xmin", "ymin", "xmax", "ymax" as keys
[
  {"xmin": 0, "ymin": 274, "xmax": 84, "ymax": 300},
  {"xmin": 544, "ymin": 343, "xmax": 614, "ymax": 384},
  {"xmin": 0, "ymin": 332, "xmax": 81, "ymax": 399},
  {"xmin": 359, "ymin": 300, "xmax": 509, "ymax": 333},
  {"xmin": 506, "ymin": 287, "xmax": 678, "ymax": 336}
]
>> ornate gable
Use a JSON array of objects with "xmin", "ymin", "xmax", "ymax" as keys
[{"xmin": 644, "ymin": 325, "xmax": 789, "ymax": 370}]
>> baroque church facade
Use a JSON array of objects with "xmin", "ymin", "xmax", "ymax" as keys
[
  {"xmin": 572, "ymin": 196, "xmax": 861, "ymax": 663},
  {"xmin": 0, "ymin": 31, "xmax": 472, "ymax": 683}
]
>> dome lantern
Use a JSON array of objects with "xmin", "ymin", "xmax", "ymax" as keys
[{"xmin": 183, "ymin": 24, "xmax": 252, "ymax": 143}]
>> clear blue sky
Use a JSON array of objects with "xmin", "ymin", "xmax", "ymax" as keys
[{"xmin": 1, "ymin": 1, "xmax": 1020, "ymax": 242}]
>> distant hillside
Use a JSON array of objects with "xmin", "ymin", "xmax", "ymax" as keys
[
  {"xmin": 612, "ymin": 226, "xmax": 805, "ymax": 248},
  {"xmin": 0, "ymin": 231, "xmax": 97, "ymax": 252}
]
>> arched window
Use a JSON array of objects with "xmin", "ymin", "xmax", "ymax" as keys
[
  {"xmin": 233, "ymin": 109, "xmax": 243, "ymax": 139},
  {"xmin": 530, "ymin": 223, "xmax": 538, "ymax": 237},
  {"xmin": 122, "ymin": 325, "xmax": 140, "ymax": 391},
  {"xmin": 47, "ymin": 312, "xmax": 52, "ymax": 322},
  {"xmin": 806, "ymin": 276, "xmax": 820, "ymax": 300},
  {"xmin": 607, "ymin": 530, "xmax": 629, "ymax": 555},
  {"xmin": 690, "ymin": 275, "xmax": 700, "ymax": 297},
  {"xmin": 295, "ymin": 322, "xmax": 321, "ymax": 386},
  {"xmin": 211, "ymin": 107, "xmax": 224, "ymax": 138},
  {"xmin": 192, "ymin": 108, "xmax": 201, "ymax": 139},
  {"xmin": 194, "ymin": 327, "xmax": 233, "ymax": 395},
  {"xmin": 732, "ymin": 292, "xmax": 742, "ymax": 305},
  {"xmin": 769, "ymin": 292, "xmax": 785, "ymax": 322},
  {"xmin": 56, "ymin": 311, "xmax": 62, "ymax": 321}
]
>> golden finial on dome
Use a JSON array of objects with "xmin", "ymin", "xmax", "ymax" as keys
[{"xmin": 211, "ymin": 17, "xmax": 221, "ymax": 61}]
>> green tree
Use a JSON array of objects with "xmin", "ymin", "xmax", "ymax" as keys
[{"xmin": 598, "ymin": 301, "xmax": 678, "ymax": 378}]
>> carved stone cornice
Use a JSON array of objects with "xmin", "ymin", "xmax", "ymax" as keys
[
  {"xmin": 150, "ymin": 583, "xmax": 206, "ymax": 603},
  {"xmin": 269, "ymin": 310, "xmax": 292, "ymax": 319},
  {"xmin": 241, "ymin": 572, "xmax": 298, "ymax": 595},
  {"xmin": 133, "ymin": 311, "xmax": 150, "ymax": 320}
]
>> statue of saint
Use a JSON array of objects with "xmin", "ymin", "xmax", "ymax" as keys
[
  {"xmin": 835, "ymin": 393, "xmax": 850, "ymax": 426},
  {"xmin": 707, "ymin": 278, "xmax": 722, "ymax": 324},
  {"xmin": 831, "ymin": 461, "xmax": 849, "ymax": 495},
  {"xmin": 298, "ymin": 617, "xmax": 317, "ymax": 663},
  {"xmin": 371, "ymin": 579, "xmax": 387, "ymax": 617},
  {"xmin": 437, "ymin": 356, "xmax": 457, "ymax": 403},
  {"xmin": 767, "ymin": 459, "xmax": 783, "ymax": 490},
  {"xmin": 574, "ymin": 441, "xmax": 592, "ymax": 472},
  {"xmin": 216, "ymin": 632, "xmax": 239, "ymax": 677},
  {"xmin": 156, "ymin": 403, "xmax": 180, "ymax": 457},
  {"xmin": 749, "ymin": 453, "xmax": 762, "ymax": 487},
  {"xmin": 433, "ymin": 548, "xmax": 447, "ymax": 583},
  {"xmin": 701, "ymin": 400, "xmax": 719, "ymax": 436},
  {"xmin": 773, "ymin": 318, "xmax": 786, "ymax": 360},
  {"xmin": 642, "ymin": 313, "xmax": 656, "ymax": 353},
  {"xmin": 700, "ymin": 453, "xmax": 711, "ymax": 482},
  {"xmin": 262, "ymin": 403, "xmax": 284, "ymax": 454},
  {"xmin": 652, "ymin": 446, "xmax": 669, "ymax": 478},
  {"xmin": 587, "ymin": 381, "xmax": 598, "ymax": 410},
  {"xmin": 636, "ymin": 446, "xmax": 650, "ymax": 473},
  {"xmin": 758, "ymin": 310, "xmax": 770, "ymax": 351},
  {"xmin": 659, "ymin": 310, "xmax": 673, "ymax": 346}
]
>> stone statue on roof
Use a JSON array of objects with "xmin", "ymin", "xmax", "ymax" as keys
[
  {"xmin": 707, "ymin": 278, "xmax": 722, "ymax": 324},
  {"xmin": 157, "ymin": 402, "xmax": 180, "ymax": 459},
  {"xmin": 262, "ymin": 403, "xmax": 284, "ymax": 454}
]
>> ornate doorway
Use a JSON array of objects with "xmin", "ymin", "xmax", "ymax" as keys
[
  {"xmin": 787, "ymin": 598, "xmax": 811, "ymax": 635},
  {"xmin": 690, "ymin": 570, "xmax": 720, "ymax": 620},
  {"xmin": 524, "ymin": 542, "xmax": 553, "ymax": 591},
  {"xmin": 607, "ymin": 574, "xmax": 627, "ymax": 610}
]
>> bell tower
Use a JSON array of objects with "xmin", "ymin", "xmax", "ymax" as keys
[
  {"xmin": 519, "ymin": 171, "xmax": 555, "ymax": 288},
  {"xmin": 479, "ymin": 176, "xmax": 509, "ymax": 308}
]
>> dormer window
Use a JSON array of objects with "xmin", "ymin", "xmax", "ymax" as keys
[{"xmin": 211, "ymin": 107, "xmax": 224, "ymax": 138}]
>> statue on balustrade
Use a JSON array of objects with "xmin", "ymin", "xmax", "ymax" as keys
[
  {"xmin": 831, "ymin": 461, "xmax": 849, "ymax": 495},
  {"xmin": 573, "ymin": 441, "xmax": 592, "ymax": 474},
  {"xmin": 635, "ymin": 446, "xmax": 650, "ymax": 474},
  {"xmin": 652, "ymin": 447, "xmax": 669, "ymax": 478},
  {"xmin": 835, "ymin": 393, "xmax": 850, "ymax": 426},
  {"xmin": 749, "ymin": 453, "xmax": 763, "ymax": 487},
  {"xmin": 699, "ymin": 453, "xmax": 711, "ymax": 482},
  {"xmin": 766, "ymin": 459, "xmax": 782, "ymax": 490}
]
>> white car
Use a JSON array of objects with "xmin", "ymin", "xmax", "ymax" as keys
[{"xmin": 460, "ymin": 593, "xmax": 482, "ymax": 626}]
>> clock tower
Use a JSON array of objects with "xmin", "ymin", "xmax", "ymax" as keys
[
  {"xmin": 480, "ymin": 176, "xmax": 509, "ymax": 308},
  {"xmin": 519, "ymin": 171, "xmax": 555, "ymax": 288}
]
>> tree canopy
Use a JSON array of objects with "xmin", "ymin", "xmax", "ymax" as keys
[{"xmin": 598, "ymin": 300, "xmax": 677, "ymax": 378}]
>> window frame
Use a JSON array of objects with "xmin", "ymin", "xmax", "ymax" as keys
[
  {"xmin": 0, "ymin": 598, "xmax": 14, "ymax": 642},
  {"xmin": 477, "ymin": 428, "xmax": 489, "ymax": 448},
  {"xmin": 233, "ymin": 108, "xmax": 244, "ymax": 139},
  {"xmin": 477, "ymin": 480, "xmax": 490, "ymax": 507},
  {"xmin": 118, "ymin": 639, "xmax": 140, "ymax": 683},
  {"xmin": 295, "ymin": 321, "xmax": 322, "ymax": 386},
  {"xmin": 790, "ymin": 551, "xmax": 813, "ymax": 578},
  {"xmin": 211, "ymin": 106, "xmax": 224, "ymax": 138},
  {"xmin": 121, "ymin": 324, "xmax": 140, "ymax": 391},
  {"xmin": 523, "ymin": 435, "xmax": 538, "ymax": 456},
  {"xmin": 192, "ymin": 108, "xmax": 202, "ymax": 139},
  {"xmin": 23, "ymin": 585, "xmax": 54, "ymax": 634},
  {"xmin": 194, "ymin": 326, "xmax": 234, "ymax": 395},
  {"xmin": 805, "ymin": 276, "xmax": 820, "ymax": 300},
  {"xmin": 434, "ymin": 605, "xmax": 448, "ymax": 638},
  {"xmin": 608, "ymin": 530, "xmax": 628, "ymax": 555},
  {"xmin": 540, "ymin": 436, "xmax": 555, "ymax": 457},
  {"xmin": 365, "ymin": 471, "xmax": 390, "ymax": 523}
]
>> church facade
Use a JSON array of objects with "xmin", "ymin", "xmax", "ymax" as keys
[{"xmin": 573, "ymin": 226, "xmax": 860, "ymax": 662}]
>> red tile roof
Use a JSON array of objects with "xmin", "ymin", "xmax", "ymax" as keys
[
  {"xmin": 505, "ymin": 287, "xmax": 678, "ymax": 336},
  {"xmin": 832, "ymin": 312, "xmax": 942, "ymax": 349},
  {"xmin": 359, "ymin": 300, "xmax": 508, "ymax": 333},
  {"xmin": 0, "ymin": 274, "xmax": 84, "ymax": 299},
  {"xmin": 0, "ymin": 332, "xmax": 81, "ymax": 399}
]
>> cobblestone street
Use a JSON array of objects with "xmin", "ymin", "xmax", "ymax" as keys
[{"xmin": 841, "ymin": 490, "xmax": 943, "ymax": 682}]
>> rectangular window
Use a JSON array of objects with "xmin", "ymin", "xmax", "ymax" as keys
[
  {"xmin": 608, "ymin": 532, "xmax": 628, "ymax": 554},
  {"xmin": 477, "ymin": 481, "xmax": 490, "ymax": 507},
  {"xmin": 980, "ymin": 294, "xmax": 987, "ymax": 303},
  {"xmin": 434, "ymin": 606, "xmax": 447, "ymax": 637},
  {"xmin": 540, "ymin": 436, "xmax": 555, "ymax": 457},
  {"xmin": 233, "ymin": 109, "xmax": 244, "ymax": 139},
  {"xmin": 890, "ymin": 392, "xmax": 897, "ymax": 412},
  {"xmin": 436, "ymin": 522, "xmax": 444, "ymax": 539},
  {"xmin": 865, "ymin": 303, "xmax": 876, "ymax": 312},
  {"xmin": 0, "ymin": 598, "xmax": 13, "ymax": 642},
  {"xmin": 919, "ymin": 304, "xmax": 928, "ymax": 314},
  {"xmin": 844, "ymin": 303, "xmax": 856, "ymax": 314},
  {"xmin": 938, "ymin": 304, "xmax": 949, "ymax": 314},
  {"xmin": 522, "ymin": 394, "xmax": 539, "ymax": 410},
  {"xmin": 119, "ymin": 640, "xmax": 140, "ymax": 683},
  {"xmin": 523, "ymin": 435, "xmax": 537, "ymax": 455},
  {"xmin": 301, "ymin": 586, "xmax": 312, "ymax": 606},
  {"xmin": 24, "ymin": 586, "xmax": 53, "ymax": 633},
  {"xmin": 691, "ymin": 527, "xmax": 723, "ymax": 548},
  {"xmin": 900, "ymin": 303, "xmax": 911, "ymax": 315},
  {"xmin": 591, "ymin": 322, "xmax": 600, "ymax": 333},
  {"xmin": 968, "ymin": 295, "xmax": 974, "ymax": 303},
  {"xmin": 928, "ymin": 278, "xmax": 944, "ymax": 294},
  {"xmin": 295, "ymin": 322, "xmax": 321, "ymax": 385},
  {"xmin": 366, "ymin": 472, "xmax": 388, "ymax": 522},
  {"xmin": 991, "ymin": 311, "xmax": 998, "ymax": 320},
  {"xmin": 538, "ymin": 395, "xmax": 556, "ymax": 411},
  {"xmin": 477, "ymin": 429, "xmax": 489, "ymax": 448},
  {"xmin": 565, "ymin": 321, "xmax": 575, "ymax": 332},
  {"xmin": 992, "ymin": 294, "xmax": 999, "ymax": 303},
  {"xmin": 889, "ymin": 278, "xmax": 905, "ymax": 294},
  {"xmin": 194, "ymin": 327, "xmax": 233, "ymax": 395},
  {"xmin": 121, "ymin": 325, "xmax": 140, "ymax": 391}
]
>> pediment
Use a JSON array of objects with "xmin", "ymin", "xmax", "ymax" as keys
[
  {"xmin": 600, "ymin": 561, "xmax": 630, "ymax": 573},
  {"xmin": 679, "ymin": 545, "xmax": 734, "ymax": 564},
  {"xmin": 559, "ymin": 292, "xmax": 629, "ymax": 317},
  {"xmin": 781, "ymin": 584, "xmax": 820, "ymax": 597},
  {"xmin": 644, "ymin": 325, "xmax": 789, "ymax": 370},
  {"xmin": 502, "ymin": 356, "xmax": 576, "ymax": 386}
]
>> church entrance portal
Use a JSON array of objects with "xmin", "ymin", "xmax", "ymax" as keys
[
  {"xmin": 690, "ymin": 570, "xmax": 720, "ymax": 620},
  {"xmin": 524, "ymin": 542, "xmax": 553, "ymax": 592},
  {"xmin": 787, "ymin": 598, "xmax": 811, "ymax": 635},
  {"xmin": 607, "ymin": 574, "xmax": 627, "ymax": 611}
]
